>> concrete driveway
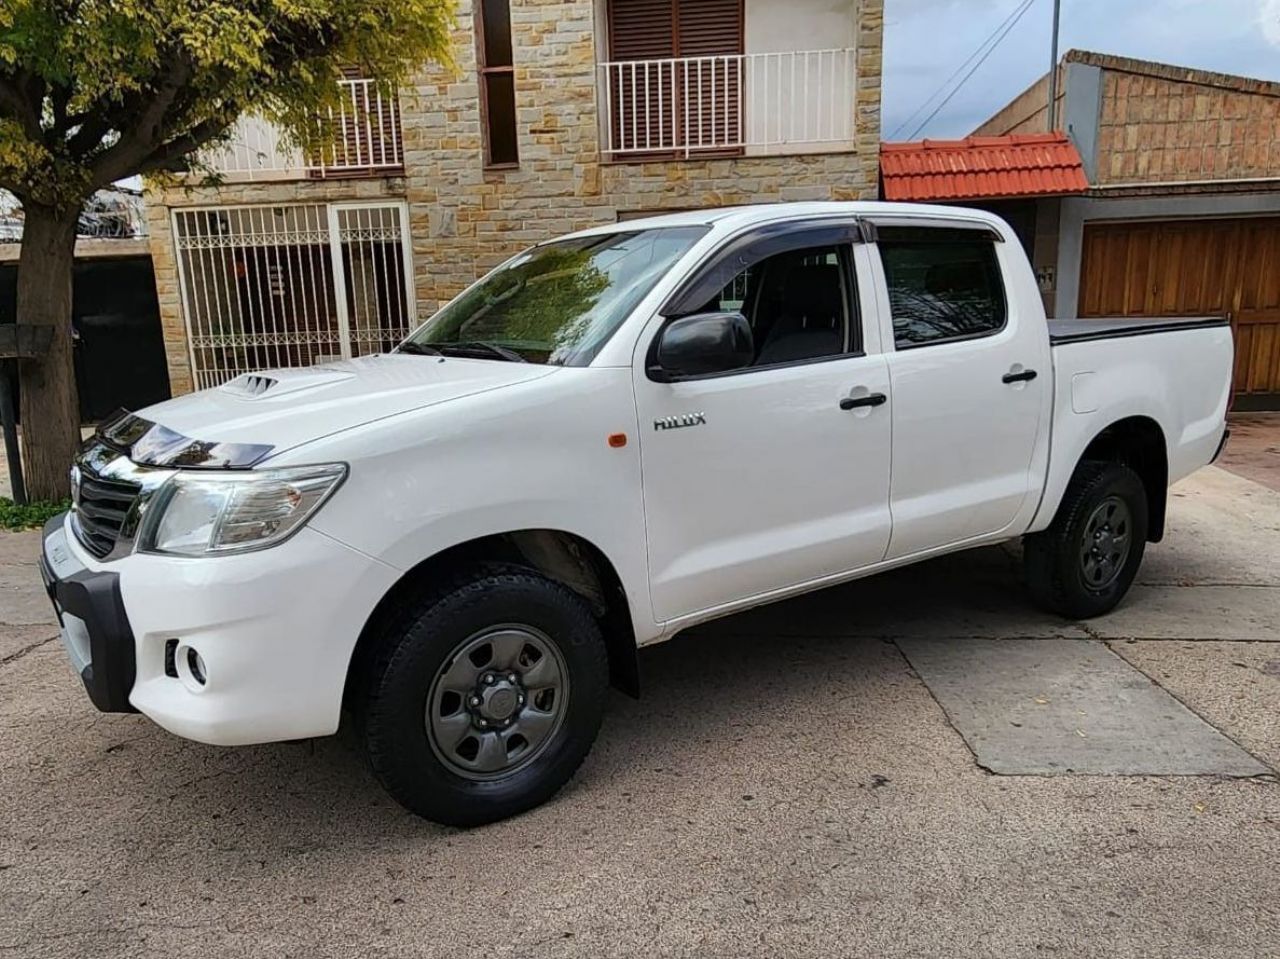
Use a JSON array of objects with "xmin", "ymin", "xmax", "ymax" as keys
[{"xmin": 3, "ymin": 462, "xmax": 1279, "ymax": 958}]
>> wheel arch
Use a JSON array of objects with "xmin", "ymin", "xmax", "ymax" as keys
[
  {"xmin": 343, "ymin": 529, "xmax": 640, "ymax": 711},
  {"xmin": 1071, "ymin": 415, "xmax": 1169, "ymax": 542}
]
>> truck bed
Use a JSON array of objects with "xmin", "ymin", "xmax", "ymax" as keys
[
  {"xmin": 1041, "ymin": 313, "xmax": 1234, "ymax": 532},
  {"xmin": 1048, "ymin": 315, "xmax": 1229, "ymax": 345}
]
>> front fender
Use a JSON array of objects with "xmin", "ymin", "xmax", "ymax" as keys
[{"xmin": 293, "ymin": 367, "xmax": 659, "ymax": 642}]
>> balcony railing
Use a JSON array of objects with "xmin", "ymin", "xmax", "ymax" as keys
[
  {"xmin": 200, "ymin": 78, "xmax": 404, "ymax": 180},
  {"xmin": 599, "ymin": 49, "xmax": 857, "ymax": 158}
]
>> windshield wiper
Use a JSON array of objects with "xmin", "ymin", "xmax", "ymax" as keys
[
  {"xmin": 396, "ymin": 342, "xmax": 443, "ymax": 357},
  {"xmin": 432, "ymin": 341, "xmax": 529, "ymax": 363}
]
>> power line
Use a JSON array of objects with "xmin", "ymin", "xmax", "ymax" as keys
[
  {"xmin": 891, "ymin": 0, "xmax": 1040, "ymax": 142},
  {"xmin": 888, "ymin": 0, "xmax": 1038, "ymax": 140},
  {"xmin": 888, "ymin": 0, "xmax": 1036, "ymax": 140},
  {"xmin": 906, "ymin": 0, "xmax": 1040, "ymax": 140}
]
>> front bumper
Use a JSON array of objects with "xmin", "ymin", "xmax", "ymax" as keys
[
  {"xmin": 39, "ymin": 514, "xmax": 138, "ymax": 713},
  {"xmin": 39, "ymin": 511, "xmax": 399, "ymax": 746}
]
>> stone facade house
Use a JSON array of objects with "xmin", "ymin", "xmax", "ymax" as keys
[
  {"xmin": 973, "ymin": 50, "xmax": 1280, "ymax": 408},
  {"xmin": 145, "ymin": 0, "xmax": 884, "ymax": 395}
]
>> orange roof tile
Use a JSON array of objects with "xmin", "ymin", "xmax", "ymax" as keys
[{"xmin": 880, "ymin": 133, "xmax": 1089, "ymax": 201}]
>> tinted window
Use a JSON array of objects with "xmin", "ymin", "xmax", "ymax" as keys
[
  {"xmin": 694, "ymin": 245, "xmax": 852, "ymax": 367},
  {"xmin": 878, "ymin": 227, "xmax": 1006, "ymax": 348},
  {"xmin": 403, "ymin": 227, "xmax": 707, "ymax": 366}
]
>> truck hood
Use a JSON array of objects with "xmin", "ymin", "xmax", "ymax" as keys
[{"xmin": 130, "ymin": 355, "xmax": 556, "ymax": 460}]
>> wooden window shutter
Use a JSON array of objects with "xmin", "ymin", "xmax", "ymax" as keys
[
  {"xmin": 676, "ymin": 0, "xmax": 742, "ymax": 151},
  {"xmin": 607, "ymin": 0, "xmax": 676, "ymax": 154},
  {"xmin": 606, "ymin": 0, "xmax": 742, "ymax": 155}
]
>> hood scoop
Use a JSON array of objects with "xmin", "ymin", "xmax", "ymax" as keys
[
  {"xmin": 220, "ymin": 367, "xmax": 356, "ymax": 400},
  {"xmin": 226, "ymin": 374, "xmax": 278, "ymax": 397}
]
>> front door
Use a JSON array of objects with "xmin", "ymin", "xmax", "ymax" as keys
[
  {"xmin": 634, "ymin": 227, "xmax": 892, "ymax": 624},
  {"xmin": 870, "ymin": 221, "xmax": 1050, "ymax": 559}
]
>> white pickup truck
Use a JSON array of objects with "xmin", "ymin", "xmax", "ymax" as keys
[{"xmin": 40, "ymin": 202, "xmax": 1232, "ymax": 825}]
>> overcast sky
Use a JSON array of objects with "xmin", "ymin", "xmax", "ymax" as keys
[{"xmin": 883, "ymin": 0, "xmax": 1280, "ymax": 141}]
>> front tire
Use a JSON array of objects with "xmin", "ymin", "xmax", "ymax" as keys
[
  {"xmin": 1024, "ymin": 461, "xmax": 1148, "ymax": 619},
  {"xmin": 361, "ymin": 567, "xmax": 608, "ymax": 826}
]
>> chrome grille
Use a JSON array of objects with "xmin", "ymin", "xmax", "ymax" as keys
[{"xmin": 71, "ymin": 461, "xmax": 142, "ymax": 559}]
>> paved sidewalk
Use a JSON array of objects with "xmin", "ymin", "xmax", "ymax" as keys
[
  {"xmin": 1221, "ymin": 411, "xmax": 1280, "ymax": 492},
  {"xmin": 2, "ymin": 466, "xmax": 1279, "ymax": 959}
]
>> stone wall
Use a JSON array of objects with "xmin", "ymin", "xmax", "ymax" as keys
[
  {"xmin": 1093, "ymin": 59, "xmax": 1280, "ymax": 185},
  {"xmin": 146, "ymin": 0, "xmax": 883, "ymax": 393},
  {"xmin": 973, "ymin": 50, "xmax": 1280, "ymax": 188}
]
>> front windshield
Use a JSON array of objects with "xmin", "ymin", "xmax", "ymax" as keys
[{"xmin": 400, "ymin": 226, "xmax": 707, "ymax": 366}]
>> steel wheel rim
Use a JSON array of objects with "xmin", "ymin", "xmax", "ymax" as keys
[
  {"xmin": 425, "ymin": 624, "xmax": 569, "ymax": 781},
  {"xmin": 1079, "ymin": 495, "xmax": 1132, "ymax": 591}
]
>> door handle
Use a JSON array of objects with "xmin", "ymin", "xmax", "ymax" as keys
[
  {"xmin": 1002, "ymin": 369, "xmax": 1038, "ymax": 384},
  {"xmin": 839, "ymin": 392, "xmax": 887, "ymax": 411}
]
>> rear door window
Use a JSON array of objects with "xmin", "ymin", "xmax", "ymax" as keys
[{"xmin": 877, "ymin": 226, "xmax": 1007, "ymax": 349}]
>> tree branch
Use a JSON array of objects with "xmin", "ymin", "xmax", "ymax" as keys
[
  {"xmin": 0, "ymin": 175, "xmax": 29, "ymax": 203},
  {"xmin": 131, "ymin": 116, "xmax": 235, "ymax": 177},
  {"xmin": 49, "ymin": 83, "xmax": 72, "ymax": 139},
  {"xmin": 84, "ymin": 52, "xmax": 198, "ymax": 185},
  {"xmin": 66, "ymin": 113, "xmax": 115, "ymax": 159},
  {"xmin": 0, "ymin": 75, "xmax": 42, "ymax": 141}
]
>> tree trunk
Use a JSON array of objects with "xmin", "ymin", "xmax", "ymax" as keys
[{"xmin": 16, "ymin": 205, "xmax": 81, "ymax": 501}]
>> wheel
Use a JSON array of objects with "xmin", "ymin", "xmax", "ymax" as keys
[
  {"xmin": 361, "ymin": 566, "xmax": 609, "ymax": 826},
  {"xmin": 1023, "ymin": 461, "xmax": 1149, "ymax": 619}
]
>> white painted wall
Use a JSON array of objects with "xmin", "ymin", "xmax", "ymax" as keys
[
  {"xmin": 744, "ymin": 0, "xmax": 858, "ymax": 155},
  {"xmin": 745, "ymin": 0, "xmax": 857, "ymax": 54}
]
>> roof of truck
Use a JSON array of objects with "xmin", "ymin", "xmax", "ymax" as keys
[{"xmin": 564, "ymin": 201, "xmax": 998, "ymax": 239}]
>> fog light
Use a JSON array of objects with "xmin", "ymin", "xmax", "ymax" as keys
[
  {"xmin": 175, "ymin": 643, "xmax": 209, "ymax": 692},
  {"xmin": 187, "ymin": 648, "xmax": 207, "ymax": 686}
]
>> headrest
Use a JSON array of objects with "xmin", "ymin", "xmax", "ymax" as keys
[
  {"xmin": 780, "ymin": 264, "xmax": 842, "ymax": 322},
  {"xmin": 925, "ymin": 261, "xmax": 985, "ymax": 297}
]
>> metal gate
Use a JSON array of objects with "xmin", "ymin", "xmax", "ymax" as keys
[{"xmin": 173, "ymin": 201, "xmax": 414, "ymax": 389}]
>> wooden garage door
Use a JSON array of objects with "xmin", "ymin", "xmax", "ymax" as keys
[{"xmin": 1080, "ymin": 217, "xmax": 1280, "ymax": 401}]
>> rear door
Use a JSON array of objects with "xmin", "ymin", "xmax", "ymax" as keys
[
  {"xmin": 633, "ymin": 222, "xmax": 892, "ymax": 624},
  {"xmin": 869, "ymin": 220, "xmax": 1051, "ymax": 559}
]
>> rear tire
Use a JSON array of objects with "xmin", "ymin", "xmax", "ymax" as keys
[
  {"xmin": 1024, "ymin": 461, "xmax": 1148, "ymax": 619},
  {"xmin": 361, "ymin": 566, "xmax": 608, "ymax": 826}
]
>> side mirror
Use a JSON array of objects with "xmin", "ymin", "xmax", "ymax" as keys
[{"xmin": 650, "ymin": 312, "xmax": 754, "ymax": 381}]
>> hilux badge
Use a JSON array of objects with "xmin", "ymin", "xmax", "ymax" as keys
[{"xmin": 654, "ymin": 412, "xmax": 707, "ymax": 431}]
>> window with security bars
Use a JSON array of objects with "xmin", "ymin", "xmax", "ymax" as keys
[
  {"xmin": 605, "ymin": 0, "xmax": 744, "ymax": 156},
  {"xmin": 173, "ymin": 203, "xmax": 414, "ymax": 389}
]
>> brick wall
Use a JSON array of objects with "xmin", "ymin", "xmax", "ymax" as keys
[
  {"xmin": 974, "ymin": 51, "xmax": 1280, "ymax": 188},
  {"xmin": 1094, "ymin": 65, "xmax": 1280, "ymax": 184},
  {"xmin": 971, "ymin": 71, "xmax": 1061, "ymax": 137},
  {"xmin": 146, "ymin": 0, "xmax": 883, "ymax": 393}
]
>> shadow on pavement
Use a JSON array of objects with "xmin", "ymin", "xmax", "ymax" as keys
[{"xmin": 79, "ymin": 545, "xmax": 1053, "ymax": 849}]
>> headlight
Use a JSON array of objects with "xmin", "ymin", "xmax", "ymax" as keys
[{"xmin": 140, "ymin": 464, "xmax": 347, "ymax": 556}]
